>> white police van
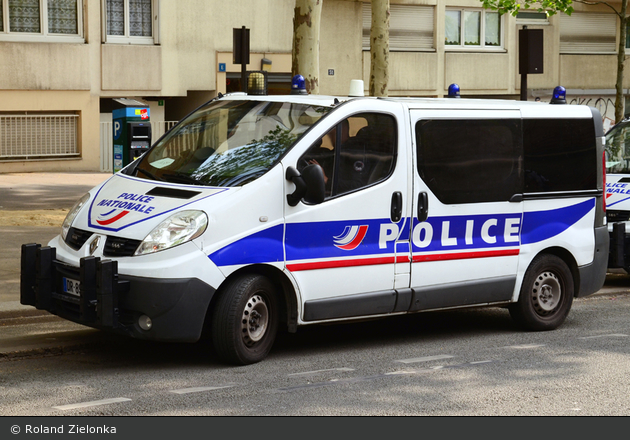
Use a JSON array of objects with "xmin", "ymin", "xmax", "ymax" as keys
[
  {"xmin": 21, "ymin": 82, "xmax": 608, "ymax": 365},
  {"xmin": 604, "ymin": 118, "xmax": 630, "ymax": 272}
]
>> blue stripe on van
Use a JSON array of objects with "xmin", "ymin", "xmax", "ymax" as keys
[
  {"xmin": 208, "ymin": 198, "xmax": 595, "ymax": 268},
  {"xmin": 208, "ymin": 224, "xmax": 284, "ymax": 267},
  {"xmin": 521, "ymin": 198, "xmax": 594, "ymax": 245}
]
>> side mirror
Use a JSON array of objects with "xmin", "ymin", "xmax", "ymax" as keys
[
  {"xmin": 286, "ymin": 164, "xmax": 325, "ymax": 206},
  {"xmin": 301, "ymin": 164, "xmax": 326, "ymax": 204}
]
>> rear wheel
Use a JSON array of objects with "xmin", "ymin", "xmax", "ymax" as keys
[
  {"xmin": 211, "ymin": 274, "xmax": 279, "ymax": 365},
  {"xmin": 509, "ymin": 254, "xmax": 574, "ymax": 331}
]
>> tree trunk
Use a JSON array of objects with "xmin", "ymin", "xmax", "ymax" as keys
[
  {"xmin": 369, "ymin": 0, "xmax": 389, "ymax": 97},
  {"xmin": 615, "ymin": 0, "xmax": 628, "ymax": 123},
  {"xmin": 291, "ymin": 0, "xmax": 322, "ymax": 94}
]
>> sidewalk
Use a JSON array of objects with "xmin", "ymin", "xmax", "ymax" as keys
[{"xmin": 0, "ymin": 172, "xmax": 111, "ymax": 319}]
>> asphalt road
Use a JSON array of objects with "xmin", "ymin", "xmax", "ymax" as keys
[{"xmin": 1, "ymin": 290, "xmax": 630, "ymax": 416}]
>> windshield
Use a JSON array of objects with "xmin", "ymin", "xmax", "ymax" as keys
[
  {"xmin": 606, "ymin": 119, "xmax": 630, "ymax": 173},
  {"xmin": 134, "ymin": 99, "xmax": 331, "ymax": 186}
]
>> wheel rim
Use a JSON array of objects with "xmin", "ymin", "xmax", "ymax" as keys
[
  {"xmin": 241, "ymin": 294, "xmax": 269, "ymax": 346},
  {"xmin": 531, "ymin": 271, "xmax": 562, "ymax": 315}
]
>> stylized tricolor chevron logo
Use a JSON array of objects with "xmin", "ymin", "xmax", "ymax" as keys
[
  {"xmin": 333, "ymin": 225, "xmax": 369, "ymax": 251},
  {"xmin": 96, "ymin": 209, "xmax": 130, "ymax": 226}
]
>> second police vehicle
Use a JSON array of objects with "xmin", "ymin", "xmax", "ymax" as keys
[{"xmin": 21, "ymin": 79, "xmax": 608, "ymax": 365}]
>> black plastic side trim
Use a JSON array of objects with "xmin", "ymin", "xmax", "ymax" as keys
[
  {"xmin": 589, "ymin": 107, "xmax": 604, "ymax": 137},
  {"xmin": 303, "ymin": 290, "xmax": 397, "ymax": 321},
  {"xmin": 409, "ymin": 277, "xmax": 516, "ymax": 312},
  {"xmin": 578, "ymin": 225, "xmax": 609, "ymax": 297},
  {"xmin": 523, "ymin": 189, "xmax": 601, "ymax": 200}
]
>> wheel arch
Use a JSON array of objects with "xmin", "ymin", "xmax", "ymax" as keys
[
  {"xmin": 204, "ymin": 264, "xmax": 298, "ymax": 336},
  {"xmin": 529, "ymin": 246, "xmax": 581, "ymax": 297}
]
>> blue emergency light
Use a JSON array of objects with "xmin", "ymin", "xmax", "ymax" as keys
[
  {"xmin": 291, "ymin": 74, "xmax": 308, "ymax": 95},
  {"xmin": 550, "ymin": 86, "xmax": 567, "ymax": 104},
  {"xmin": 447, "ymin": 83, "xmax": 461, "ymax": 98}
]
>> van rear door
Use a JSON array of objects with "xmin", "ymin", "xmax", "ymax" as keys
[{"xmin": 408, "ymin": 109, "xmax": 523, "ymax": 311}]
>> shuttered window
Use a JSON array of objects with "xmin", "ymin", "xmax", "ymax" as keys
[
  {"xmin": 0, "ymin": 114, "xmax": 79, "ymax": 160},
  {"xmin": 362, "ymin": 3, "xmax": 434, "ymax": 51},
  {"xmin": 559, "ymin": 12, "xmax": 616, "ymax": 54}
]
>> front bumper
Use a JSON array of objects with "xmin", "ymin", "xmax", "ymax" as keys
[{"xmin": 20, "ymin": 244, "xmax": 216, "ymax": 342}]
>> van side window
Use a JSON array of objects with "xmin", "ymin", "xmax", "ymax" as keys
[
  {"xmin": 299, "ymin": 113, "xmax": 397, "ymax": 199},
  {"xmin": 523, "ymin": 119, "xmax": 597, "ymax": 193},
  {"xmin": 416, "ymin": 119, "xmax": 522, "ymax": 204}
]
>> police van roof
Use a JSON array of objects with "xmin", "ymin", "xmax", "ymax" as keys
[{"xmin": 219, "ymin": 93, "xmax": 596, "ymax": 119}]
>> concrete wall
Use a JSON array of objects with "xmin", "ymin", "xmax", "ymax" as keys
[{"xmin": 0, "ymin": 0, "xmax": 628, "ymax": 173}]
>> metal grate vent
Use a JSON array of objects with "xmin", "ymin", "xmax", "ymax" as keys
[
  {"xmin": 64, "ymin": 227, "xmax": 93, "ymax": 251},
  {"xmin": 104, "ymin": 236, "xmax": 142, "ymax": 257},
  {"xmin": 607, "ymin": 210, "xmax": 630, "ymax": 223},
  {"xmin": 0, "ymin": 114, "xmax": 79, "ymax": 159}
]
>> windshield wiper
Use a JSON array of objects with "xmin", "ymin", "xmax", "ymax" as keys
[
  {"xmin": 136, "ymin": 167, "xmax": 164, "ymax": 181},
  {"xmin": 161, "ymin": 172, "xmax": 205, "ymax": 186}
]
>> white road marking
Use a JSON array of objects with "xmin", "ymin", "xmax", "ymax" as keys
[
  {"xmin": 288, "ymin": 367, "xmax": 355, "ymax": 377},
  {"xmin": 395, "ymin": 355, "xmax": 454, "ymax": 364},
  {"xmin": 503, "ymin": 343, "xmax": 547, "ymax": 349},
  {"xmin": 53, "ymin": 397, "xmax": 131, "ymax": 411},
  {"xmin": 278, "ymin": 360, "xmax": 495, "ymax": 392},
  {"xmin": 169, "ymin": 385, "xmax": 234, "ymax": 395},
  {"xmin": 578, "ymin": 334, "xmax": 628, "ymax": 340}
]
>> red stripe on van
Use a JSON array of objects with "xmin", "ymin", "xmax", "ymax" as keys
[
  {"xmin": 287, "ymin": 255, "xmax": 409, "ymax": 272},
  {"xmin": 412, "ymin": 248, "xmax": 520, "ymax": 262}
]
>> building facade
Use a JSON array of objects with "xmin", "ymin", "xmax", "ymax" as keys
[{"xmin": 0, "ymin": 0, "xmax": 626, "ymax": 173}]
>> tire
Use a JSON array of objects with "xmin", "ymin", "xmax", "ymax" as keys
[
  {"xmin": 509, "ymin": 254, "xmax": 574, "ymax": 331},
  {"xmin": 211, "ymin": 274, "xmax": 279, "ymax": 365}
]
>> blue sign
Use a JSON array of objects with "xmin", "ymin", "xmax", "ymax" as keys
[{"xmin": 219, "ymin": 63, "xmax": 227, "ymax": 72}]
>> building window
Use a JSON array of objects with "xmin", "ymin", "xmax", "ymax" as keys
[
  {"xmin": 362, "ymin": 3, "xmax": 434, "ymax": 51},
  {"xmin": 559, "ymin": 12, "xmax": 616, "ymax": 54},
  {"xmin": 0, "ymin": 0, "xmax": 83, "ymax": 42},
  {"xmin": 103, "ymin": 0, "xmax": 158, "ymax": 44},
  {"xmin": 445, "ymin": 8, "xmax": 503, "ymax": 50},
  {"xmin": 0, "ymin": 113, "xmax": 79, "ymax": 160}
]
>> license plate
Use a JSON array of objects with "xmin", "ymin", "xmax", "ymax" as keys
[{"xmin": 62, "ymin": 277, "xmax": 81, "ymax": 297}]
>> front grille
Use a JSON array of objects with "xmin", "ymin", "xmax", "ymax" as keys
[
  {"xmin": 607, "ymin": 210, "xmax": 630, "ymax": 223},
  {"xmin": 104, "ymin": 236, "xmax": 142, "ymax": 257},
  {"xmin": 65, "ymin": 227, "xmax": 92, "ymax": 250}
]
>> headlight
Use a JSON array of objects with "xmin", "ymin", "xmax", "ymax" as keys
[
  {"xmin": 61, "ymin": 193, "xmax": 90, "ymax": 240},
  {"xmin": 135, "ymin": 210, "xmax": 208, "ymax": 256}
]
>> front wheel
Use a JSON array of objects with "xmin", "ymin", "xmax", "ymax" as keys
[
  {"xmin": 211, "ymin": 274, "xmax": 279, "ymax": 365},
  {"xmin": 509, "ymin": 254, "xmax": 574, "ymax": 331}
]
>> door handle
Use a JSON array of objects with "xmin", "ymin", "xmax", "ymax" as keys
[
  {"xmin": 391, "ymin": 191, "xmax": 402, "ymax": 222},
  {"xmin": 417, "ymin": 192, "xmax": 428, "ymax": 222}
]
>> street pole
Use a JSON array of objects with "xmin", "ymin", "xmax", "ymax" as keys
[{"xmin": 240, "ymin": 26, "xmax": 247, "ymax": 93}]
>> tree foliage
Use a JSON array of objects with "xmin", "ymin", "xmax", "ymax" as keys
[
  {"xmin": 481, "ymin": 0, "xmax": 627, "ymax": 123},
  {"xmin": 480, "ymin": 0, "xmax": 574, "ymax": 16}
]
